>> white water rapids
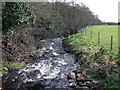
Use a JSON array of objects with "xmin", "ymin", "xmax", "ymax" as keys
[{"xmin": 3, "ymin": 38, "xmax": 79, "ymax": 89}]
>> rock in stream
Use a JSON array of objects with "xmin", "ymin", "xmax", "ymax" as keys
[{"xmin": 2, "ymin": 38, "xmax": 79, "ymax": 89}]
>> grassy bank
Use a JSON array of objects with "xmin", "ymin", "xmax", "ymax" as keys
[{"xmin": 63, "ymin": 33, "xmax": 119, "ymax": 88}]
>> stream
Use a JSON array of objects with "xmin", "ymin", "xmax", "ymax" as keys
[{"xmin": 2, "ymin": 38, "xmax": 80, "ymax": 89}]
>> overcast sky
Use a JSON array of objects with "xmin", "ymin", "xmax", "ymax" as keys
[{"xmin": 74, "ymin": 0, "xmax": 119, "ymax": 22}]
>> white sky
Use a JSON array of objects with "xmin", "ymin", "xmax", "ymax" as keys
[{"xmin": 75, "ymin": 0, "xmax": 119, "ymax": 22}]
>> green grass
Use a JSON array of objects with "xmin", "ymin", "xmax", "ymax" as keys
[
  {"xmin": 60, "ymin": 51, "xmax": 66, "ymax": 55},
  {"xmin": 2, "ymin": 61, "xmax": 26, "ymax": 70},
  {"xmin": 85, "ymin": 25, "xmax": 118, "ymax": 53},
  {"xmin": 1, "ymin": 60, "xmax": 26, "ymax": 76},
  {"xmin": 63, "ymin": 33, "xmax": 101, "ymax": 60}
]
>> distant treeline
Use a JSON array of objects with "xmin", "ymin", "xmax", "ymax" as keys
[{"xmin": 102, "ymin": 22, "xmax": 118, "ymax": 25}]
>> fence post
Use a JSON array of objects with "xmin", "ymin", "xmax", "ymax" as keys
[
  {"xmin": 81, "ymin": 29, "xmax": 82, "ymax": 34},
  {"xmin": 91, "ymin": 30, "xmax": 92, "ymax": 40},
  {"xmin": 111, "ymin": 35, "xmax": 113, "ymax": 50},
  {"xmin": 85, "ymin": 30, "xmax": 86, "ymax": 36},
  {"xmin": 98, "ymin": 32, "xmax": 100, "ymax": 44},
  {"xmin": 82, "ymin": 29, "xmax": 83, "ymax": 35}
]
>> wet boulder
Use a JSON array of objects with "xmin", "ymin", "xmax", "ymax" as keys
[
  {"xmin": 68, "ymin": 82, "xmax": 77, "ymax": 87},
  {"xmin": 68, "ymin": 72, "xmax": 76, "ymax": 79},
  {"xmin": 92, "ymin": 80, "xmax": 100, "ymax": 85},
  {"xmin": 76, "ymin": 73, "xmax": 84, "ymax": 81}
]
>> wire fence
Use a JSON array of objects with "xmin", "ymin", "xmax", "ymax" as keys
[{"xmin": 80, "ymin": 26, "xmax": 118, "ymax": 52}]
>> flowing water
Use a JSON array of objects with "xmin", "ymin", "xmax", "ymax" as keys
[{"xmin": 3, "ymin": 38, "xmax": 79, "ymax": 89}]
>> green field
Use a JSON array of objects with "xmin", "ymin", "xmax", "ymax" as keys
[{"xmin": 85, "ymin": 25, "xmax": 118, "ymax": 53}]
